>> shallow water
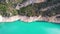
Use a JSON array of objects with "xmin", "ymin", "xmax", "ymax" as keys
[{"xmin": 0, "ymin": 20, "xmax": 60, "ymax": 34}]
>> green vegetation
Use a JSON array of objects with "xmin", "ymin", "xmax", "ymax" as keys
[
  {"xmin": 0, "ymin": 4, "xmax": 7, "ymax": 16},
  {"xmin": 0, "ymin": 0, "xmax": 24, "ymax": 17},
  {"xmin": 0, "ymin": 0, "xmax": 60, "ymax": 17},
  {"xmin": 18, "ymin": 5, "xmax": 36, "ymax": 16}
]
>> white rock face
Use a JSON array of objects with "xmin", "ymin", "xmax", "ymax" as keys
[
  {"xmin": 15, "ymin": 0, "xmax": 46, "ymax": 10},
  {"xmin": 0, "ymin": 15, "xmax": 3, "ymax": 22},
  {"xmin": 33, "ymin": 0, "xmax": 46, "ymax": 3}
]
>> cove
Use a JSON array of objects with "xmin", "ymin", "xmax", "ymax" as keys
[{"xmin": 0, "ymin": 20, "xmax": 60, "ymax": 34}]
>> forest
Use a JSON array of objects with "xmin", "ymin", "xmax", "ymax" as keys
[{"xmin": 0, "ymin": 0, "xmax": 60, "ymax": 17}]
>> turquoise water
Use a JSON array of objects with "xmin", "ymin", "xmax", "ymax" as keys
[{"xmin": 0, "ymin": 20, "xmax": 60, "ymax": 34}]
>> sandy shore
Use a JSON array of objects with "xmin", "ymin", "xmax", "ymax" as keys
[{"xmin": 0, "ymin": 15, "xmax": 60, "ymax": 23}]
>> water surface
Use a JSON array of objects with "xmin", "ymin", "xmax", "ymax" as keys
[{"xmin": 0, "ymin": 20, "xmax": 60, "ymax": 34}]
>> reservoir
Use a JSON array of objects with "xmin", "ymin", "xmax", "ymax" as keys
[{"xmin": 0, "ymin": 20, "xmax": 60, "ymax": 34}]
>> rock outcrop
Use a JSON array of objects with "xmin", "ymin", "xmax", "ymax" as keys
[
  {"xmin": 0, "ymin": 15, "xmax": 60, "ymax": 23},
  {"xmin": 16, "ymin": 0, "xmax": 46, "ymax": 10}
]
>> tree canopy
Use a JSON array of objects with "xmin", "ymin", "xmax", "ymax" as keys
[{"xmin": 0, "ymin": 0, "xmax": 60, "ymax": 17}]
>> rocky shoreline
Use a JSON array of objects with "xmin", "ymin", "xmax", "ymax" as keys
[
  {"xmin": 0, "ymin": 15, "xmax": 60, "ymax": 23},
  {"xmin": 0, "ymin": 0, "xmax": 60, "ymax": 23}
]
